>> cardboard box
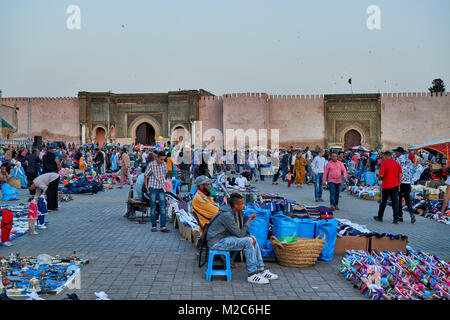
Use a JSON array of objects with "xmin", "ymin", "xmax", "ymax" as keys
[
  {"xmin": 426, "ymin": 194, "xmax": 439, "ymax": 200},
  {"xmin": 431, "ymin": 164, "xmax": 442, "ymax": 171},
  {"xmin": 334, "ymin": 236, "xmax": 370, "ymax": 254},
  {"xmin": 370, "ymin": 236, "xmax": 408, "ymax": 252},
  {"xmin": 192, "ymin": 230, "xmax": 200, "ymax": 247}
]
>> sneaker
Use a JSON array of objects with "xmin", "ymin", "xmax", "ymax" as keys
[
  {"xmin": 373, "ymin": 216, "xmax": 383, "ymax": 222},
  {"xmin": 398, "ymin": 217, "xmax": 403, "ymax": 222},
  {"xmin": 2, "ymin": 241, "xmax": 13, "ymax": 247},
  {"xmin": 260, "ymin": 269, "xmax": 278, "ymax": 280},
  {"xmin": 248, "ymin": 273, "xmax": 269, "ymax": 285},
  {"xmin": 30, "ymin": 231, "xmax": 39, "ymax": 235},
  {"xmin": 38, "ymin": 225, "xmax": 47, "ymax": 229},
  {"xmin": 392, "ymin": 220, "xmax": 399, "ymax": 224},
  {"xmin": 410, "ymin": 213, "xmax": 416, "ymax": 224}
]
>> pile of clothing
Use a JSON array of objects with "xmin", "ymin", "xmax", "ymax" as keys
[
  {"xmin": 59, "ymin": 177, "xmax": 104, "ymax": 195},
  {"xmin": 0, "ymin": 252, "xmax": 87, "ymax": 298}
]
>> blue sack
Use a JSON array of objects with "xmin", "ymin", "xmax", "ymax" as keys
[
  {"xmin": 262, "ymin": 239, "xmax": 276, "ymax": 258},
  {"xmin": 272, "ymin": 212, "xmax": 298, "ymax": 239},
  {"xmin": 364, "ymin": 172, "xmax": 376, "ymax": 186},
  {"xmin": 296, "ymin": 218, "xmax": 316, "ymax": 238},
  {"xmin": 315, "ymin": 218, "xmax": 338, "ymax": 261},
  {"xmin": 2, "ymin": 183, "xmax": 20, "ymax": 201},
  {"xmin": 243, "ymin": 206, "xmax": 271, "ymax": 250}
]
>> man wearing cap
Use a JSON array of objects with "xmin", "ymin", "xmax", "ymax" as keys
[
  {"xmin": 192, "ymin": 175, "xmax": 220, "ymax": 233},
  {"xmin": 394, "ymin": 147, "xmax": 416, "ymax": 224},
  {"xmin": 374, "ymin": 151, "xmax": 402, "ymax": 224}
]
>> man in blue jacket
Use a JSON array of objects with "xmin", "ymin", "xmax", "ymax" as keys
[{"xmin": 206, "ymin": 193, "xmax": 278, "ymax": 284}]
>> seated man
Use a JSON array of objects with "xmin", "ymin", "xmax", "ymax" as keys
[
  {"xmin": 206, "ymin": 193, "xmax": 278, "ymax": 284},
  {"xmin": 135, "ymin": 166, "xmax": 146, "ymax": 201},
  {"xmin": 192, "ymin": 175, "xmax": 220, "ymax": 234}
]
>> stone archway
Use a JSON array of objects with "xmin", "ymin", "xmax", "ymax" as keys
[
  {"xmin": 344, "ymin": 129, "xmax": 362, "ymax": 149},
  {"xmin": 129, "ymin": 115, "xmax": 162, "ymax": 145},
  {"xmin": 136, "ymin": 122, "xmax": 156, "ymax": 145},
  {"xmin": 94, "ymin": 127, "xmax": 106, "ymax": 148}
]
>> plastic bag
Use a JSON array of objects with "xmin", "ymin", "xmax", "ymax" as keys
[
  {"xmin": 279, "ymin": 233, "xmax": 298, "ymax": 243},
  {"xmin": 243, "ymin": 206, "xmax": 271, "ymax": 250},
  {"xmin": 272, "ymin": 212, "xmax": 298, "ymax": 239},
  {"xmin": 315, "ymin": 218, "xmax": 338, "ymax": 261},
  {"xmin": 37, "ymin": 254, "xmax": 53, "ymax": 265}
]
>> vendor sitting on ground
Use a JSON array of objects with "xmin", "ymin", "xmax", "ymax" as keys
[
  {"xmin": 206, "ymin": 193, "xmax": 279, "ymax": 284},
  {"xmin": 192, "ymin": 175, "xmax": 220, "ymax": 234}
]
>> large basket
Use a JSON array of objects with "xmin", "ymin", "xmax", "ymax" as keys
[
  {"xmin": 7, "ymin": 178, "xmax": 22, "ymax": 189},
  {"xmin": 270, "ymin": 234, "xmax": 326, "ymax": 268}
]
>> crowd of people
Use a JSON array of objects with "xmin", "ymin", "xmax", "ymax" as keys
[{"xmin": 0, "ymin": 140, "xmax": 448, "ymax": 285}]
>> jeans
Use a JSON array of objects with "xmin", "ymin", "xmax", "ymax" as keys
[
  {"xmin": 281, "ymin": 166, "xmax": 288, "ymax": 181},
  {"xmin": 398, "ymin": 183, "xmax": 413, "ymax": 217},
  {"xmin": 149, "ymin": 187, "xmax": 167, "ymax": 228},
  {"xmin": 211, "ymin": 236, "xmax": 264, "ymax": 274},
  {"xmin": 259, "ymin": 165, "xmax": 265, "ymax": 181},
  {"xmin": 235, "ymin": 163, "xmax": 240, "ymax": 173},
  {"xmin": 96, "ymin": 164, "xmax": 102, "ymax": 174},
  {"xmin": 377, "ymin": 187, "xmax": 400, "ymax": 221},
  {"xmin": 314, "ymin": 173, "xmax": 324, "ymax": 200},
  {"xmin": 328, "ymin": 182, "xmax": 341, "ymax": 207},
  {"xmin": 250, "ymin": 167, "xmax": 257, "ymax": 180}
]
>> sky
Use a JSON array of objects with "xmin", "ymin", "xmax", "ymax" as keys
[{"xmin": 0, "ymin": 0, "xmax": 449, "ymax": 97}]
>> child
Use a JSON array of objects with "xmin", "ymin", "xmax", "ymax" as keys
[
  {"xmin": 28, "ymin": 199, "xmax": 39, "ymax": 235},
  {"xmin": 285, "ymin": 170, "xmax": 294, "ymax": 188}
]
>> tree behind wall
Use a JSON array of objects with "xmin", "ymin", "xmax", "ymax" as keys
[{"xmin": 428, "ymin": 78, "xmax": 446, "ymax": 96}]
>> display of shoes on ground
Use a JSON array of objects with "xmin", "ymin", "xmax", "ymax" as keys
[
  {"xmin": 0, "ymin": 252, "xmax": 88, "ymax": 297},
  {"xmin": 339, "ymin": 247, "xmax": 450, "ymax": 300},
  {"xmin": 412, "ymin": 199, "xmax": 450, "ymax": 225},
  {"xmin": 58, "ymin": 194, "xmax": 73, "ymax": 202}
]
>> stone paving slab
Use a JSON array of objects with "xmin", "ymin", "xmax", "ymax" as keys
[{"xmin": 0, "ymin": 180, "xmax": 448, "ymax": 300}]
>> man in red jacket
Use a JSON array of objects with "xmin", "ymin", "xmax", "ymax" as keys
[{"xmin": 374, "ymin": 151, "xmax": 402, "ymax": 224}]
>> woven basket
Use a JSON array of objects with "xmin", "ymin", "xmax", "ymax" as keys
[
  {"xmin": 7, "ymin": 178, "xmax": 21, "ymax": 189},
  {"xmin": 270, "ymin": 234, "xmax": 326, "ymax": 268}
]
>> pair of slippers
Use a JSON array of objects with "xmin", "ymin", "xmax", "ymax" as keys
[{"xmin": 152, "ymin": 227, "xmax": 170, "ymax": 233}]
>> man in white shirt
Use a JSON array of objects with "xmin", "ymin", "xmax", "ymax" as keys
[
  {"xmin": 311, "ymin": 149, "xmax": 326, "ymax": 202},
  {"xmin": 304, "ymin": 147, "xmax": 313, "ymax": 183},
  {"xmin": 258, "ymin": 152, "xmax": 267, "ymax": 181},
  {"xmin": 142, "ymin": 150, "xmax": 148, "ymax": 164},
  {"xmin": 248, "ymin": 152, "xmax": 258, "ymax": 181}
]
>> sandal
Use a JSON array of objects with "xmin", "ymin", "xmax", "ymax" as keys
[{"xmin": 151, "ymin": 227, "xmax": 157, "ymax": 232}]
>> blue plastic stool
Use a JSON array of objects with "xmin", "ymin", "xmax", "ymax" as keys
[{"xmin": 206, "ymin": 250, "xmax": 232, "ymax": 281}]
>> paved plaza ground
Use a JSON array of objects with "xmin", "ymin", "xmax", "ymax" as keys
[{"xmin": 1, "ymin": 179, "xmax": 449, "ymax": 300}]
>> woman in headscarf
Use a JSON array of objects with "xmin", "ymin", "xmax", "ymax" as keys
[
  {"xmin": 12, "ymin": 161, "xmax": 28, "ymax": 188},
  {"xmin": 79, "ymin": 154, "xmax": 87, "ymax": 170},
  {"xmin": 110, "ymin": 149, "xmax": 119, "ymax": 172},
  {"xmin": 293, "ymin": 151, "xmax": 307, "ymax": 187}
]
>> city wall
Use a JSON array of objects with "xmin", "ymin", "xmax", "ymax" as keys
[
  {"xmin": 2, "ymin": 97, "xmax": 80, "ymax": 143},
  {"xmin": 380, "ymin": 92, "xmax": 450, "ymax": 150}
]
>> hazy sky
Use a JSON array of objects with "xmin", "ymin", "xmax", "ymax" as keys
[{"xmin": 1, "ymin": 0, "xmax": 449, "ymax": 97}]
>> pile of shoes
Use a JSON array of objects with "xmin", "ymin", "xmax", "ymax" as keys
[{"xmin": 339, "ymin": 247, "xmax": 450, "ymax": 300}]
